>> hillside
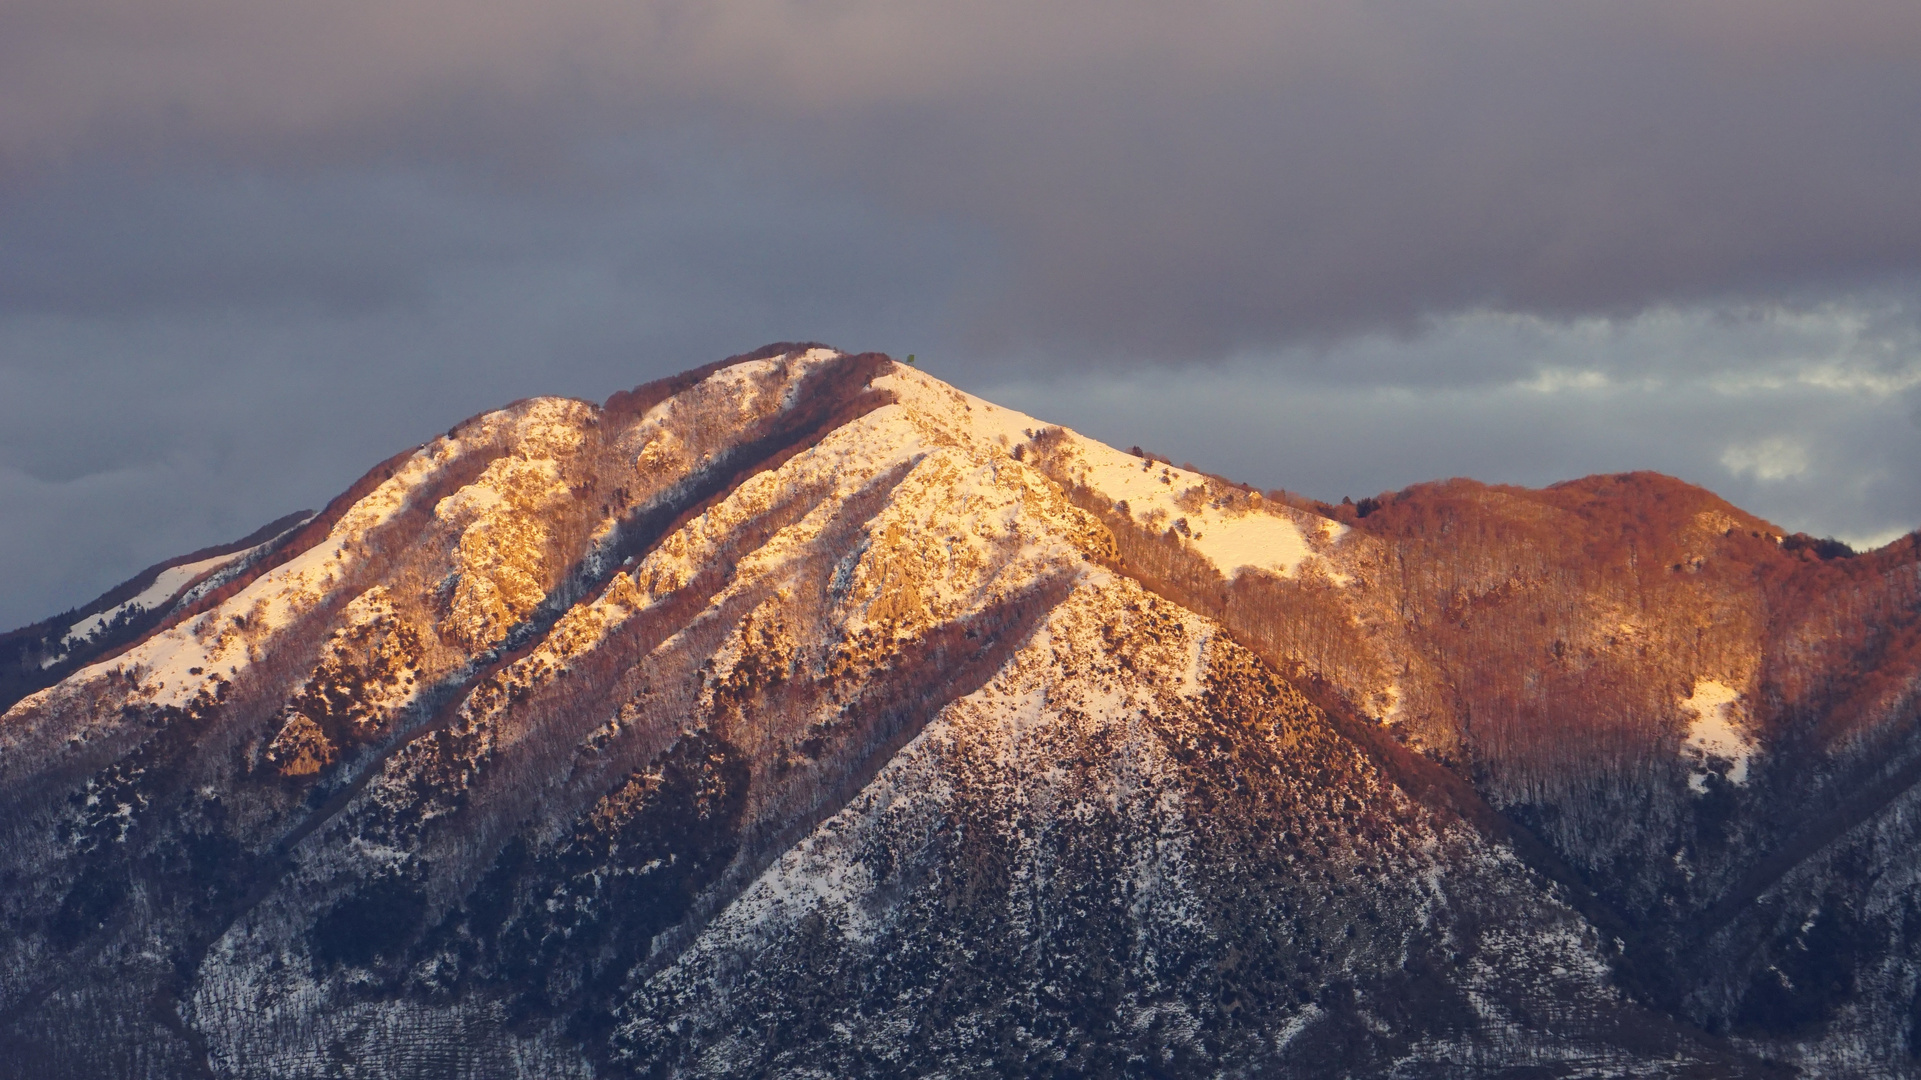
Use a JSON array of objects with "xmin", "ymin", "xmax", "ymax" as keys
[{"xmin": 2, "ymin": 344, "xmax": 1918, "ymax": 1077}]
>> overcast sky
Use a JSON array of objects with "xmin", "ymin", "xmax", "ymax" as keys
[{"xmin": 3, "ymin": 0, "xmax": 1919, "ymax": 627}]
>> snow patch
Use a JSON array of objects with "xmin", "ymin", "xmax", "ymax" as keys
[
  {"xmin": 1071, "ymin": 440, "xmax": 1331, "ymax": 580},
  {"xmin": 62, "ymin": 551, "xmax": 251, "ymax": 645},
  {"xmin": 1680, "ymin": 679, "xmax": 1755, "ymax": 791}
]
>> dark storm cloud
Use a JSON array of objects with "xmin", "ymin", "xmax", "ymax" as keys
[
  {"xmin": 4, "ymin": 1, "xmax": 1919, "ymax": 353},
  {"xmin": 2, "ymin": 1, "xmax": 1919, "ymax": 626}
]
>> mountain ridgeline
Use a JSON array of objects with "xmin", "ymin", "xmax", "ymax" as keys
[{"xmin": 3, "ymin": 345, "xmax": 1920, "ymax": 1077}]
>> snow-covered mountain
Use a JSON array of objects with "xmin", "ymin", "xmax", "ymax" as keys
[{"xmin": 3, "ymin": 345, "xmax": 1919, "ymax": 1077}]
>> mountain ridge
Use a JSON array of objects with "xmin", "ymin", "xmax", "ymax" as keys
[{"xmin": 3, "ymin": 344, "xmax": 1919, "ymax": 1077}]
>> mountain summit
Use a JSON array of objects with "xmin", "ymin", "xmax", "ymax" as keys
[{"xmin": 4, "ymin": 345, "xmax": 1920, "ymax": 1077}]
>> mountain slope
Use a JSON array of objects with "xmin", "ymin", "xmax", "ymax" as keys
[
  {"xmin": 0, "ymin": 510, "xmax": 315, "ymax": 714},
  {"xmin": 1020, "ymin": 414, "xmax": 1921, "ymax": 1073},
  {"xmin": 1, "ymin": 345, "xmax": 1914, "ymax": 1077}
]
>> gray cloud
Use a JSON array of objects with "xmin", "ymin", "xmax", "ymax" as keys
[{"xmin": 5, "ymin": 2, "xmax": 1919, "ymax": 350}]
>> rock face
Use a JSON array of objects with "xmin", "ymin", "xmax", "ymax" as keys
[{"xmin": 1, "ymin": 344, "xmax": 1918, "ymax": 1077}]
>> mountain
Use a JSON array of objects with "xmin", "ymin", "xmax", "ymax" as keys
[{"xmin": 2, "ymin": 344, "xmax": 1919, "ymax": 1077}]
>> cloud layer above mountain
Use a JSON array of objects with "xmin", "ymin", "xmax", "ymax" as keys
[{"xmin": 2, "ymin": 0, "xmax": 1919, "ymax": 625}]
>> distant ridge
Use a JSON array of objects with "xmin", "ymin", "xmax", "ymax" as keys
[{"xmin": 0, "ymin": 509, "xmax": 314, "ymax": 713}]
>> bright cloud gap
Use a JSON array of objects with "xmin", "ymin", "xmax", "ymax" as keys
[{"xmin": 973, "ymin": 303, "xmax": 1921, "ymax": 557}]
